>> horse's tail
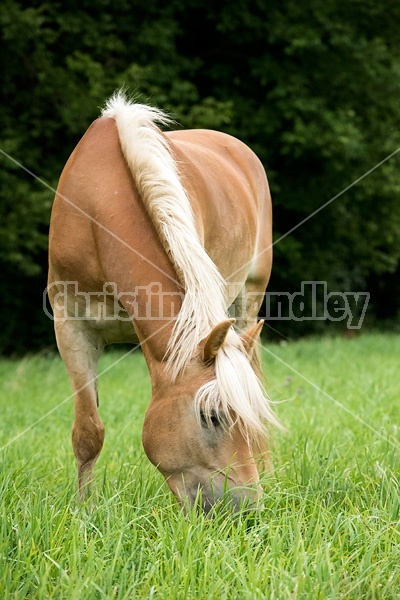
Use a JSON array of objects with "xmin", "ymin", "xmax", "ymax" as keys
[{"xmin": 102, "ymin": 91, "xmax": 227, "ymax": 378}]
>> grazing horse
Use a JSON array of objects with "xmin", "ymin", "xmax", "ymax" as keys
[{"xmin": 48, "ymin": 92, "xmax": 279, "ymax": 511}]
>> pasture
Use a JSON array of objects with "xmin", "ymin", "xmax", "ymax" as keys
[{"xmin": 1, "ymin": 333, "xmax": 399, "ymax": 599}]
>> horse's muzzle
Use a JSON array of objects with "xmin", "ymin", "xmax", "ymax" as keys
[{"xmin": 187, "ymin": 481, "xmax": 262, "ymax": 515}]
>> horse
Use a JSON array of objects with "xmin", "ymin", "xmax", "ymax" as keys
[{"xmin": 48, "ymin": 91, "xmax": 279, "ymax": 512}]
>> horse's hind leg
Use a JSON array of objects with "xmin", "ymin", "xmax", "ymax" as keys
[{"xmin": 55, "ymin": 319, "xmax": 105, "ymax": 500}]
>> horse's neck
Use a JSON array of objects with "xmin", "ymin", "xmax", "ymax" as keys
[
  {"xmin": 102, "ymin": 225, "xmax": 184, "ymax": 371},
  {"xmin": 128, "ymin": 279, "xmax": 184, "ymax": 370}
]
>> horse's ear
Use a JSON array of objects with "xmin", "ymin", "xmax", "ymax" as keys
[
  {"xmin": 240, "ymin": 320, "xmax": 264, "ymax": 356},
  {"xmin": 202, "ymin": 319, "xmax": 235, "ymax": 363}
]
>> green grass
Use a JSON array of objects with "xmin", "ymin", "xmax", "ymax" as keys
[{"xmin": 1, "ymin": 333, "xmax": 399, "ymax": 599}]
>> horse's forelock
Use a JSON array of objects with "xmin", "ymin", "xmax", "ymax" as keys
[{"xmin": 194, "ymin": 335, "xmax": 279, "ymax": 456}]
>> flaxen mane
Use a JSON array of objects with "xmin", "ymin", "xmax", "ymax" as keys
[{"xmin": 102, "ymin": 92, "xmax": 279, "ymax": 454}]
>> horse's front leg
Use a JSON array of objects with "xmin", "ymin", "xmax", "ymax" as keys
[
  {"xmin": 230, "ymin": 276, "xmax": 268, "ymax": 374},
  {"xmin": 54, "ymin": 318, "xmax": 105, "ymax": 500}
]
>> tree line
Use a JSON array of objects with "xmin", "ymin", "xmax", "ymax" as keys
[{"xmin": 1, "ymin": 0, "xmax": 400, "ymax": 353}]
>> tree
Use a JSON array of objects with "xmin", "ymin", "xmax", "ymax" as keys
[{"xmin": 1, "ymin": 0, "xmax": 400, "ymax": 352}]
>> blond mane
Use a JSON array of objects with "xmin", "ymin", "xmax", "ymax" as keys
[{"xmin": 102, "ymin": 92, "xmax": 279, "ymax": 450}]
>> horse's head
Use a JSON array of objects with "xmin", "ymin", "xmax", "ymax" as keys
[{"xmin": 142, "ymin": 320, "xmax": 274, "ymax": 512}]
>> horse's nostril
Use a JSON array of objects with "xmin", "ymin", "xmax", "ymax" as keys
[{"xmin": 188, "ymin": 482, "xmax": 242, "ymax": 514}]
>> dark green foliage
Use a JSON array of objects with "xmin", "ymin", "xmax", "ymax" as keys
[{"xmin": 1, "ymin": 0, "xmax": 399, "ymax": 353}]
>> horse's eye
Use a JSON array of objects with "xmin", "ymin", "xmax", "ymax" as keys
[{"xmin": 200, "ymin": 409, "xmax": 221, "ymax": 428}]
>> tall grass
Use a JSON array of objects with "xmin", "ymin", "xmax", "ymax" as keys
[{"xmin": 0, "ymin": 334, "xmax": 399, "ymax": 598}]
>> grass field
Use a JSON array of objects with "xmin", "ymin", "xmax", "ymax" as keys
[{"xmin": 0, "ymin": 333, "xmax": 399, "ymax": 599}]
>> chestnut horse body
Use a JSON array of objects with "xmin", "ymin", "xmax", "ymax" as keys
[{"xmin": 48, "ymin": 93, "xmax": 278, "ymax": 510}]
